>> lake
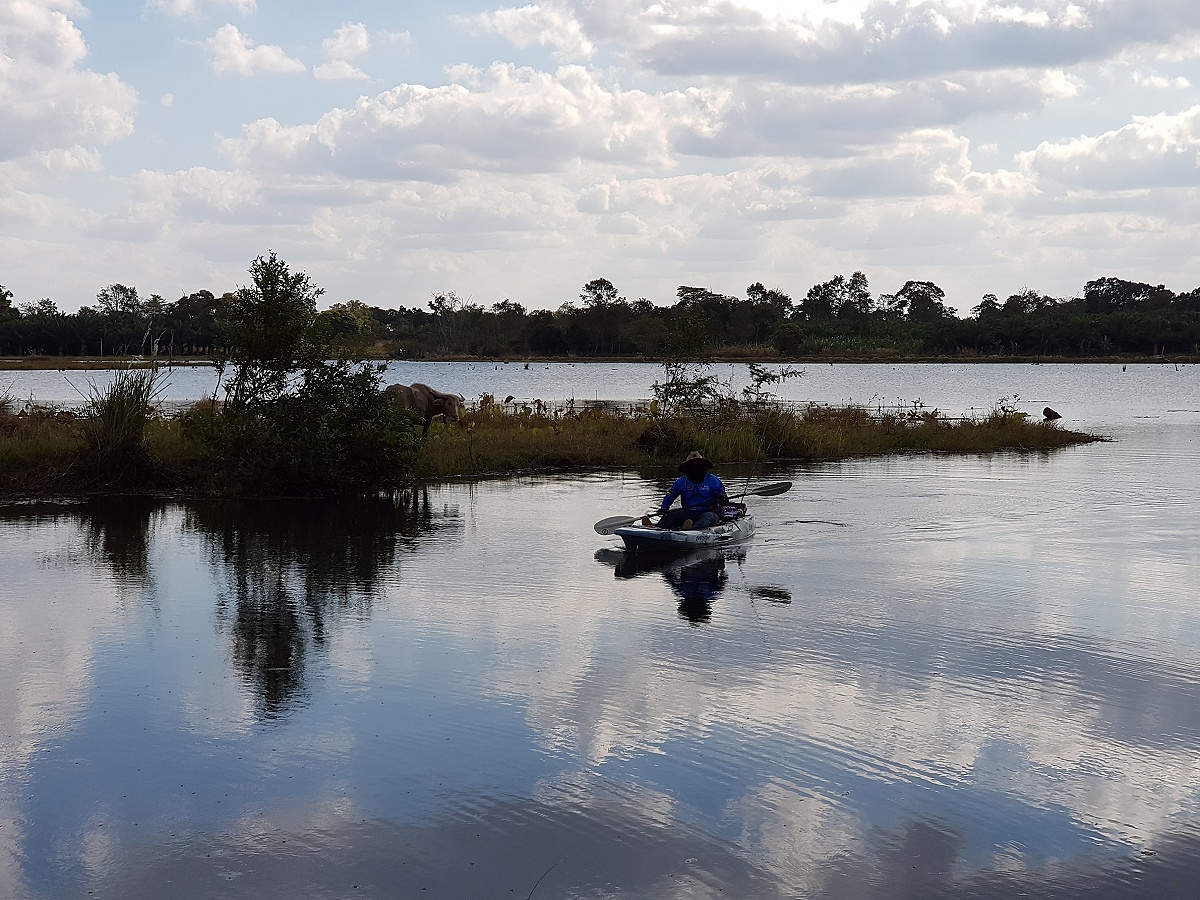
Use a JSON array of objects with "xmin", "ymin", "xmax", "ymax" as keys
[{"xmin": 2, "ymin": 363, "xmax": 1199, "ymax": 898}]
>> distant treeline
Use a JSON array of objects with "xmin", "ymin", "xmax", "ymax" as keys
[{"xmin": 3, "ymin": 274, "xmax": 1200, "ymax": 360}]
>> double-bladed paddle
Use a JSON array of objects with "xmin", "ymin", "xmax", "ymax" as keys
[
  {"xmin": 736, "ymin": 480, "xmax": 792, "ymax": 498},
  {"xmin": 592, "ymin": 481, "xmax": 793, "ymax": 535}
]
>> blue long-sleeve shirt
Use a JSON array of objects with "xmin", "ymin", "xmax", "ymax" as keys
[{"xmin": 659, "ymin": 472, "xmax": 727, "ymax": 513}]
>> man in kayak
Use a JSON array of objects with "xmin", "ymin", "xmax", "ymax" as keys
[{"xmin": 642, "ymin": 450, "xmax": 728, "ymax": 530}]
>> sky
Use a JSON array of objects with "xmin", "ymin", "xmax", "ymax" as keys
[{"xmin": 2, "ymin": 0, "xmax": 1199, "ymax": 314}]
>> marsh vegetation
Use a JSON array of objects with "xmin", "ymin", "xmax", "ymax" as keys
[{"xmin": 0, "ymin": 259, "xmax": 1100, "ymax": 500}]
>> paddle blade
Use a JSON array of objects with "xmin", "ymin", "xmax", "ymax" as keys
[
  {"xmin": 748, "ymin": 481, "xmax": 792, "ymax": 497},
  {"xmin": 594, "ymin": 515, "xmax": 638, "ymax": 535}
]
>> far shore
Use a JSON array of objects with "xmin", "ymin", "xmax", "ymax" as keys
[{"xmin": 2, "ymin": 353, "xmax": 1197, "ymax": 371}]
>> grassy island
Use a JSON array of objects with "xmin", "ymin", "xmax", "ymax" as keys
[
  {"xmin": 1, "ymin": 382, "xmax": 1099, "ymax": 500},
  {"xmin": 413, "ymin": 400, "xmax": 1098, "ymax": 480},
  {"xmin": 0, "ymin": 255, "xmax": 1102, "ymax": 500}
]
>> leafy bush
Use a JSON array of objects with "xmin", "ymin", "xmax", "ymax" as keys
[
  {"xmin": 187, "ymin": 361, "xmax": 421, "ymax": 495},
  {"xmin": 183, "ymin": 252, "xmax": 423, "ymax": 495}
]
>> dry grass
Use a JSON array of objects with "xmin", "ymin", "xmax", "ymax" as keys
[
  {"xmin": 0, "ymin": 392, "xmax": 204, "ymax": 498},
  {"xmin": 412, "ymin": 407, "xmax": 649, "ymax": 478},
  {"xmin": 416, "ymin": 402, "xmax": 1099, "ymax": 478},
  {"xmin": 1, "ymin": 391, "xmax": 1099, "ymax": 497}
]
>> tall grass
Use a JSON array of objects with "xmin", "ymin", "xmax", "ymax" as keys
[
  {"xmin": 83, "ymin": 368, "xmax": 163, "ymax": 470},
  {"xmin": 0, "ymin": 400, "xmax": 85, "ymax": 495},
  {"xmin": 415, "ymin": 401, "xmax": 1100, "ymax": 478},
  {"xmin": 0, "ymin": 387, "xmax": 1100, "ymax": 498}
]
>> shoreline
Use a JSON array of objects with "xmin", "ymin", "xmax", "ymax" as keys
[
  {"xmin": 1, "ymin": 353, "xmax": 1197, "ymax": 371},
  {"xmin": 0, "ymin": 401, "xmax": 1102, "ymax": 503}
]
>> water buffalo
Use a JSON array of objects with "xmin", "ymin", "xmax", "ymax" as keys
[{"xmin": 385, "ymin": 382, "xmax": 466, "ymax": 434}]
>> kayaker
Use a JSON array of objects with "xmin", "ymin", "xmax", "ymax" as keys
[{"xmin": 643, "ymin": 450, "xmax": 728, "ymax": 530}]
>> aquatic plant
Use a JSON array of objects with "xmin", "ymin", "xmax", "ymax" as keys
[{"xmin": 83, "ymin": 367, "xmax": 163, "ymax": 471}]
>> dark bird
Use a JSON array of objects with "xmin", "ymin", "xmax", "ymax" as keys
[{"xmin": 1043, "ymin": 407, "xmax": 1062, "ymax": 420}]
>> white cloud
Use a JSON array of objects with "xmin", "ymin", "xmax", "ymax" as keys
[
  {"xmin": 204, "ymin": 23, "xmax": 305, "ymax": 76},
  {"xmin": 313, "ymin": 23, "xmax": 372, "ymax": 80},
  {"xmin": 313, "ymin": 60, "xmax": 369, "ymax": 81},
  {"xmin": 147, "ymin": 0, "xmax": 256, "ymax": 16},
  {"xmin": 131, "ymin": 166, "xmax": 262, "ymax": 216},
  {"xmin": 221, "ymin": 64, "xmax": 713, "ymax": 177},
  {"xmin": 469, "ymin": 3, "xmax": 596, "ymax": 61},
  {"xmin": 562, "ymin": 0, "xmax": 1200, "ymax": 86},
  {"xmin": 1132, "ymin": 71, "xmax": 1191, "ymax": 90},
  {"xmin": 0, "ymin": 0, "xmax": 137, "ymax": 161},
  {"xmin": 1020, "ymin": 105, "xmax": 1200, "ymax": 190},
  {"xmin": 322, "ymin": 22, "xmax": 370, "ymax": 61},
  {"xmin": 803, "ymin": 128, "xmax": 973, "ymax": 198}
]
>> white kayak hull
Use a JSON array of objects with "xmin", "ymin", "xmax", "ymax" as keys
[{"xmin": 614, "ymin": 516, "xmax": 755, "ymax": 553}]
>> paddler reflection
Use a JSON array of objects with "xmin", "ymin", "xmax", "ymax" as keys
[{"xmin": 594, "ymin": 546, "xmax": 746, "ymax": 624}]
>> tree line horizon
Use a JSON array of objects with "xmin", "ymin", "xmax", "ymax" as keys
[{"xmin": 3, "ymin": 269, "xmax": 1200, "ymax": 360}]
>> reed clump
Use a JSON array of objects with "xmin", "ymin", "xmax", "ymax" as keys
[
  {"xmin": 0, "ymin": 395, "xmax": 87, "ymax": 495},
  {"xmin": 0, "ymin": 373, "xmax": 206, "ymax": 496},
  {"xmin": 82, "ymin": 368, "xmax": 161, "ymax": 471}
]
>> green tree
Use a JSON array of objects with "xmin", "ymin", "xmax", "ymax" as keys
[
  {"xmin": 838, "ymin": 272, "xmax": 873, "ymax": 322},
  {"xmin": 97, "ymin": 283, "xmax": 143, "ymax": 316},
  {"xmin": 800, "ymin": 276, "xmax": 844, "ymax": 321},
  {"xmin": 745, "ymin": 283, "xmax": 794, "ymax": 344},
  {"xmin": 190, "ymin": 253, "xmax": 420, "ymax": 495},
  {"xmin": 893, "ymin": 281, "xmax": 952, "ymax": 323},
  {"xmin": 580, "ymin": 278, "xmax": 621, "ymax": 308},
  {"xmin": 972, "ymin": 293, "xmax": 1001, "ymax": 321},
  {"xmin": 217, "ymin": 251, "xmax": 324, "ymax": 407}
]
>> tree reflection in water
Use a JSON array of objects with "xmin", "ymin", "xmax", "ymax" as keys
[
  {"xmin": 185, "ymin": 490, "xmax": 441, "ymax": 719},
  {"xmin": 78, "ymin": 496, "xmax": 163, "ymax": 586},
  {"xmin": 0, "ymin": 496, "xmax": 163, "ymax": 592}
]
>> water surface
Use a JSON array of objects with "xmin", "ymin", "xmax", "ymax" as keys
[{"xmin": 2, "ymin": 367, "xmax": 1200, "ymax": 898}]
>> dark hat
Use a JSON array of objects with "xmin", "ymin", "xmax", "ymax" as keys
[{"xmin": 678, "ymin": 450, "xmax": 713, "ymax": 472}]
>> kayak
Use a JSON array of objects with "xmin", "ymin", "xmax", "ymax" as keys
[{"xmin": 613, "ymin": 515, "xmax": 755, "ymax": 553}]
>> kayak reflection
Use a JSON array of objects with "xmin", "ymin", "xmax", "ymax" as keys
[{"xmin": 595, "ymin": 546, "xmax": 748, "ymax": 623}]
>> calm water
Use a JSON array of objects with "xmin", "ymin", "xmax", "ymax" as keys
[
  {"xmin": 2, "ymin": 365, "xmax": 1200, "ymax": 898},
  {"xmin": 5, "ymin": 359, "xmax": 1199, "ymax": 424}
]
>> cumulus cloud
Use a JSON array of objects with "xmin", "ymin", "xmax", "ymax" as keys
[
  {"xmin": 0, "ymin": 0, "xmax": 137, "ymax": 161},
  {"xmin": 205, "ymin": 24, "xmax": 305, "ymax": 76},
  {"xmin": 221, "ymin": 64, "xmax": 714, "ymax": 178},
  {"xmin": 323, "ymin": 22, "xmax": 371, "ymax": 60},
  {"xmin": 147, "ymin": 0, "xmax": 256, "ymax": 16},
  {"xmin": 803, "ymin": 128, "xmax": 972, "ymax": 198},
  {"xmin": 313, "ymin": 60, "xmax": 370, "ymax": 81},
  {"xmin": 131, "ymin": 166, "xmax": 263, "ymax": 216},
  {"xmin": 313, "ymin": 22, "xmax": 372, "ymax": 80},
  {"xmin": 1020, "ymin": 105, "xmax": 1200, "ymax": 190},
  {"xmin": 1131, "ymin": 71, "xmax": 1191, "ymax": 90},
  {"xmin": 468, "ymin": 3, "xmax": 595, "ymax": 61},
  {"xmin": 681, "ymin": 70, "xmax": 1072, "ymax": 158},
  {"xmin": 561, "ymin": 0, "xmax": 1200, "ymax": 85}
]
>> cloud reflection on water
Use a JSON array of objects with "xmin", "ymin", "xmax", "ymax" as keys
[{"xmin": 3, "ymin": 439, "xmax": 1200, "ymax": 897}]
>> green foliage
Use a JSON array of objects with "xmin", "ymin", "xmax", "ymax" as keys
[
  {"xmin": 185, "ymin": 362, "xmax": 421, "ymax": 495},
  {"xmin": 217, "ymin": 251, "xmax": 325, "ymax": 407},
  {"xmin": 83, "ymin": 368, "xmax": 162, "ymax": 471},
  {"xmin": 183, "ymin": 252, "xmax": 422, "ymax": 495},
  {"xmin": 651, "ymin": 361, "xmax": 722, "ymax": 412},
  {"xmin": 6, "ymin": 268, "xmax": 1200, "ymax": 364}
]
